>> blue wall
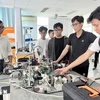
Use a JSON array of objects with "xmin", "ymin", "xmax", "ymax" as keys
[{"xmin": 0, "ymin": 7, "xmax": 14, "ymax": 27}]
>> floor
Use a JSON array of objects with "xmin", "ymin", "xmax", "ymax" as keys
[{"xmin": 88, "ymin": 60, "xmax": 100, "ymax": 83}]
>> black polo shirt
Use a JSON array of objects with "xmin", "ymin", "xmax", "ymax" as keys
[{"xmin": 68, "ymin": 30, "xmax": 96, "ymax": 66}]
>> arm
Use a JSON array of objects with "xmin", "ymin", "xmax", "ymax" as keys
[
  {"xmin": 56, "ymin": 45, "xmax": 70, "ymax": 62},
  {"xmin": 55, "ymin": 49, "xmax": 94, "ymax": 74},
  {"xmin": 66, "ymin": 49, "xmax": 94, "ymax": 70},
  {"xmin": 7, "ymin": 40, "xmax": 13, "ymax": 63},
  {"xmin": 8, "ymin": 56, "xmax": 13, "ymax": 63}
]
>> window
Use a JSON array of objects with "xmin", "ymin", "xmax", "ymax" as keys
[{"xmin": 37, "ymin": 17, "xmax": 49, "ymax": 39}]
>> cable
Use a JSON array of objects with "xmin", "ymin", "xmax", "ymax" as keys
[
  {"xmin": 89, "ymin": 81, "xmax": 95, "ymax": 86},
  {"xmin": 89, "ymin": 77, "xmax": 100, "ymax": 86}
]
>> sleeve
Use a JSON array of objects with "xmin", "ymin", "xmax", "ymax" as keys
[
  {"xmin": 89, "ymin": 37, "xmax": 100, "ymax": 52},
  {"xmin": 64, "ymin": 37, "xmax": 69, "ymax": 46},
  {"xmin": 89, "ymin": 33, "xmax": 97, "ymax": 43},
  {"xmin": 48, "ymin": 40, "xmax": 51, "ymax": 58},
  {"xmin": 67, "ymin": 34, "xmax": 72, "ymax": 45}
]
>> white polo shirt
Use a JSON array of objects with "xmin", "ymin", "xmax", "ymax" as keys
[
  {"xmin": 36, "ymin": 38, "xmax": 49, "ymax": 57},
  {"xmin": 0, "ymin": 36, "xmax": 12, "ymax": 62},
  {"xmin": 89, "ymin": 37, "xmax": 100, "ymax": 52}
]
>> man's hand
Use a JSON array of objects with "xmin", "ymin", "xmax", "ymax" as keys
[
  {"xmin": 53, "ymin": 60, "xmax": 58, "ymax": 64},
  {"xmin": 7, "ymin": 62, "xmax": 13, "ymax": 67},
  {"xmin": 55, "ymin": 67, "xmax": 69, "ymax": 75}
]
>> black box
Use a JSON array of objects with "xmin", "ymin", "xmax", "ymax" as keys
[
  {"xmin": 63, "ymin": 82, "xmax": 100, "ymax": 100},
  {"xmin": 0, "ymin": 86, "xmax": 10, "ymax": 100}
]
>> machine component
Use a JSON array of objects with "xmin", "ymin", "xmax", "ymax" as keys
[
  {"xmin": 31, "ymin": 58, "xmax": 37, "ymax": 65},
  {"xmin": 6, "ymin": 53, "xmax": 83, "ymax": 95},
  {"xmin": 18, "ymin": 47, "xmax": 29, "ymax": 52},
  {"xmin": 33, "ymin": 71, "xmax": 43, "ymax": 81},
  {"xmin": 18, "ymin": 58, "xmax": 29, "ymax": 62},
  {"xmin": 32, "ymin": 72, "xmax": 81, "ymax": 94},
  {"xmin": 53, "ymin": 63, "xmax": 63, "ymax": 70},
  {"xmin": 3, "ymin": 61, "xmax": 28, "ymax": 75},
  {"xmin": 3, "ymin": 65, "xmax": 13, "ymax": 75},
  {"xmin": 17, "ymin": 59, "xmax": 83, "ymax": 94},
  {"xmin": 10, "ymin": 70, "xmax": 23, "ymax": 80},
  {"xmin": 66, "ymin": 74, "xmax": 80, "ymax": 83}
]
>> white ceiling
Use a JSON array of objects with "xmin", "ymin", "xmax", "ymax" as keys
[{"xmin": 0, "ymin": 0, "xmax": 100, "ymax": 18}]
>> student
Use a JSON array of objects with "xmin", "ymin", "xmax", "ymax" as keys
[
  {"xmin": 48, "ymin": 22, "xmax": 70, "ymax": 63},
  {"xmin": 54, "ymin": 16, "xmax": 96, "ymax": 77},
  {"xmin": 36, "ymin": 26, "xmax": 49, "ymax": 57},
  {"xmin": 48, "ymin": 29, "xmax": 54, "ymax": 39},
  {"xmin": 0, "ymin": 20, "xmax": 12, "ymax": 72},
  {"xmin": 55, "ymin": 6, "xmax": 100, "ymax": 76}
]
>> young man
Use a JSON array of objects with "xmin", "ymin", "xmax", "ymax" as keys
[
  {"xmin": 0, "ymin": 20, "xmax": 12, "ymax": 72},
  {"xmin": 55, "ymin": 6, "xmax": 100, "ymax": 76},
  {"xmin": 36, "ymin": 26, "xmax": 49, "ymax": 57},
  {"xmin": 48, "ymin": 22, "xmax": 70, "ymax": 63},
  {"xmin": 54, "ymin": 16, "xmax": 96, "ymax": 77},
  {"xmin": 48, "ymin": 29, "xmax": 54, "ymax": 39}
]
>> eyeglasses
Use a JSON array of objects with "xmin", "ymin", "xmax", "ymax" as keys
[{"xmin": 71, "ymin": 23, "xmax": 80, "ymax": 27}]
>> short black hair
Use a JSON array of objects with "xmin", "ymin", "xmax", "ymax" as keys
[
  {"xmin": 48, "ymin": 29, "xmax": 54, "ymax": 35},
  {"xmin": 53, "ymin": 22, "xmax": 63, "ymax": 29},
  {"xmin": 71, "ymin": 16, "xmax": 84, "ymax": 23},
  {"xmin": 87, "ymin": 6, "xmax": 100, "ymax": 23},
  {"xmin": 39, "ymin": 26, "xmax": 48, "ymax": 33},
  {"xmin": 0, "ymin": 20, "xmax": 3, "ymax": 24}
]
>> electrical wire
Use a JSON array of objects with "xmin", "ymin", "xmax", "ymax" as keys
[
  {"xmin": 89, "ymin": 81, "xmax": 95, "ymax": 86},
  {"xmin": 89, "ymin": 77, "xmax": 100, "ymax": 86}
]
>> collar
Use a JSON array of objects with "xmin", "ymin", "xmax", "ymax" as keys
[{"xmin": 75, "ymin": 30, "xmax": 85, "ymax": 38}]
